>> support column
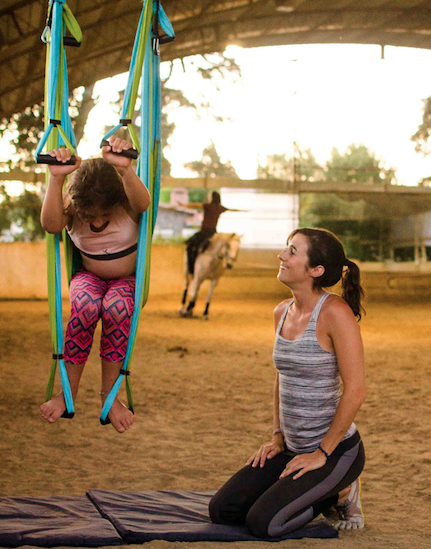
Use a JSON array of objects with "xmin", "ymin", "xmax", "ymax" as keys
[{"xmin": 414, "ymin": 216, "xmax": 421, "ymax": 266}]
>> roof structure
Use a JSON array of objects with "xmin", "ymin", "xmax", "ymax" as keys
[{"xmin": 2, "ymin": 0, "xmax": 431, "ymax": 120}]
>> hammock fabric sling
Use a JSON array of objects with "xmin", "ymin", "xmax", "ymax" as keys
[
  {"xmin": 36, "ymin": 0, "xmax": 174, "ymax": 422},
  {"xmin": 36, "ymin": 0, "xmax": 82, "ymax": 418}
]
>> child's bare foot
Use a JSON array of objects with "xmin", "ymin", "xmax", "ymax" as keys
[
  {"xmin": 101, "ymin": 395, "xmax": 134, "ymax": 433},
  {"xmin": 40, "ymin": 393, "xmax": 66, "ymax": 423}
]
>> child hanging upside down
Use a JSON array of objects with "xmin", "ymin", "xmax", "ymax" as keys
[{"xmin": 40, "ymin": 136, "xmax": 150, "ymax": 433}]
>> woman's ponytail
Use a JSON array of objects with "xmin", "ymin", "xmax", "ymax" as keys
[
  {"xmin": 288, "ymin": 228, "xmax": 366, "ymax": 321},
  {"xmin": 342, "ymin": 259, "xmax": 365, "ymax": 320}
]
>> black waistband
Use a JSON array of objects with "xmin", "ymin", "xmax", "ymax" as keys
[{"xmin": 78, "ymin": 243, "xmax": 138, "ymax": 261}]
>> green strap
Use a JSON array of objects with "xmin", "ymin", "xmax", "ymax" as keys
[
  {"xmin": 63, "ymin": 4, "xmax": 82, "ymax": 43},
  {"xmin": 43, "ymin": 4, "xmax": 79, "ymax": 407}
]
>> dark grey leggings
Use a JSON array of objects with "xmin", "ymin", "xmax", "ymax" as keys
[{"xmin": 209, "ymin": 431, "xmax": 365, "ymax": 538}]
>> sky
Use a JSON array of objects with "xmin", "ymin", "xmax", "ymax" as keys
[
  {"xmin": 3, "ymin": 42, "xmax": 431, "ymax": 189},
  {"xmin": 3, "ymin": 42, "xmax": 431, "ymax": 246},
  {"xmin": 154, "ymin": 42, "xmax": 431, "ymax": 186}
]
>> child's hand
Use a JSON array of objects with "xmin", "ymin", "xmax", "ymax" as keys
[
  {"xmin": 48, "ymin": 149, "xmax": 82, "ymax": 178},
  {"xmin": 102, "ymin": 136, "xmax": 134, "ymax": 170}
]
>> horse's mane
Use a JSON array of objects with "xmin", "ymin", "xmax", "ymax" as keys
[{"xmin": 208, "ymin": 233, "xmax": 238, "ymax": 253}]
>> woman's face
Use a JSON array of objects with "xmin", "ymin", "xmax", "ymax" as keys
[{"xmin": 277, "ymin": 233, "xmax": 311, "ymax": 286}]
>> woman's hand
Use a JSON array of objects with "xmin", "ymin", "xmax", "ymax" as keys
[
  {"xmin": 246, "ymin": 437, "xmax": 285, "ymax": 469},
  {"xmin": 48, "ymin": 149, "xmax": 81, "ymax": 178},
  {"xmin": 280, "ymin": 450, "xmax": 327, "ymax": 480},
  {"xmin": 102, "ymin": 136, "xmax": 134, "ymax": 170}
]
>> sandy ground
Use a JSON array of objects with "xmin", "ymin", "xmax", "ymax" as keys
[{"xmin": 0, "ymin": 294, "xmax": 430, "ymax": 549}]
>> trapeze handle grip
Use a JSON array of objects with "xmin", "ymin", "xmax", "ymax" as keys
[
  {"xmin": 100, "ymin": 140, "xmax": 138, "ymax": 159},
  {"xmin": 158, "ymin": 34, "xmax": 175, "ymax": 44},
  {"xmin": 63, "ymin": 36, "xmax": 81, "ymax": 47},
  {"xmin": 36, "ymin": 154, "xmax": 76, "ymax": 165}
]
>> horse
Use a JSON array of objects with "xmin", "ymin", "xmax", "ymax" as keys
[{"xmin": 180, "ymin": 233, "xmax": 241, "ymax": 320}]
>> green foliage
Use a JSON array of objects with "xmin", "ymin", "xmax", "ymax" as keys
[
  {"xmin": 194, "ymin": 53, "xmax": 241, "ymax": 84},
  {"xmin": 412, "ymin": 95, "xmax": 431, "ymax": 156},
  {"xmin": 259, "ymin": 144, "xmax": 396, "ymax": 261},
  {"xmin": 10, "ymin": 190, "xmax": 45, "ymax": 241},
  {"xmin": 161, "ymin": 85, "xmax": 197, "ymax": 176},
  {"xmin": 159, "ymin": 187, "xmax": 208, "ymax": 204},
  {"xmin": 0, "ymin": 86, "xmax": 95, "ymax": 171},
  {"xmin": 258, "ymin": 153, "xmax": 292, "ymax": 180},
  {"xmin": 0, "ymin": 186, "xmax": 44, "ymax": 242},
  {"xmin": 184, "ymin": 142, "xmax": 238, "ymax": 178},
  {"xmin": 257, "ymin": 148, "xmax": 324, "ymax": 183},
  {"xmin": 298, "ymin": 144, "xmax": 396, "ymax": 260},
  {"xmin": 188, "ymin": 188, "xmax": 208, "ymax": 202},
  {"xmin": 0, "ymin": 185, "xmax": 12, "ymax": 235},
  {"xmin": 102, "ymin": 80, "xmax": 198, "ymax": 178},
  {"xmin": 159, "ymin": 187, "xmax": 172, "ymax": 203},
  {"xmin": 326, "ymin": 144, "xmax": 396, "ymax": 185},
  {"xmin": 0, "ymin": 105, "xmax": 44, "ymax": 170},
  {"xmin": 0, "ymin": 86, "xmax": 95, "ymax": 241}
]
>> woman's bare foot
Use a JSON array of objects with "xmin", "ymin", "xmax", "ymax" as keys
[
  {"xmin": 337, "ymin": 485, "xmax": 351, "ymax": 503},
  {"xmin": 101, "ymin": 394, "xmax": 134, "ymax": 433},
  {"xmin": 40, "ymin": 393, "xmax": 66, "ymax": 423},
  {"xmin": 324, "ymin": 478, "xmax": 364, "ymax": 530}
]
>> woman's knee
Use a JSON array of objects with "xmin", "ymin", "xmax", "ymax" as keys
[
  {"xmin": 209, "ymin": 491, "xmax": 245, "ymax": 526},
  {"xmin": 245, "ymin": 504, "xmax": 270, "ymax": 538},
  {"xmin": 208, "ymin": 493, "xmax": 223, "ymax": 524}
]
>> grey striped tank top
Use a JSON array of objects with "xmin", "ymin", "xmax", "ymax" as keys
[{"xmin": 273, "ymin": 292, "xmax": 356, "ymax": 453}]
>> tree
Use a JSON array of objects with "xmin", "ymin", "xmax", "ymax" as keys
[
  {"xmin": 160, "ymin": 85, "xmax": 197, "ymax": 176},
  {"xmin": 194, "ymin": 53, "xmax": 241, "ymax": 84},
  {"xmin": 161, "ymin": 53, "xmax": 240, "ymax": 175},
  {"xmin": 0, "ymin": 185, "xmax": 12, "ymax": 236},
  {"xmin": 0, "ymin": 85, "xmax": 96, "ymax": 241},
  {"xmin": 184, "ymin": 142, "xmax": 238, "ymax": 179},
  {"xmin": 0, "ymin": 185, "xmax": 46, "ymax": 242},
  {"xmin": 0, "ymin": 85, "xmax": 95, "ymax": 171},
  {"xmin": 300, "ymin": 144, "xmax": 396, "ymax": 261},
  {"xmin": 0, "ymin": 52, "xmax": 240, "ymax": 239},
  {"xmin": 325, "ymin": 144, "xmax": 396, "ymax": 185},
  {"xmin": 257, "ymin": 148, "xmax": 324, "ymax": 183},
  {"xmin": 9, "ymin": 190, "xmax": 46, "ymax": 241},
  {"xmin": 412, "ymin": 96, "xmax": 431, "ymax": 156},
  {"xmin": 104, "ymin": 52, "xmax": 240, "ymax": 196}
]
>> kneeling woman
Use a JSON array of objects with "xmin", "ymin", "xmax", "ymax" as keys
[{"xmin": 210, "ymin": 228, "xmax": 366, "ymax": 537}]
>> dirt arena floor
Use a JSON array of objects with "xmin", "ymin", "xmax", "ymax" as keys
[{"xmin": 0, "ymin": 294, "xmax": 430, "ymax": 549}]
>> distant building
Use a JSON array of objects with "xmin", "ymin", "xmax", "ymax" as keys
[
  {"xmin": 390, "ymin": 212, "xmax": 431, "ymax": 263},
  {"xmin": 170, "ymin": 187, "xmax": 189, "ymax": 206},
  {"xmin": 154, "ymin": 204, "xmax": 201, "ymax": 240}
]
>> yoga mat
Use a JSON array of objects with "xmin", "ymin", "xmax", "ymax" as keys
[
  {"xmin": 0, "ymin": 495, "xmax": 122, "ymax": 547},
  {"xmin": 87, "ymin": 489, "xmax": 338, "ymax": 543}
]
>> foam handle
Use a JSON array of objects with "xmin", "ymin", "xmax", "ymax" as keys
[
  {"xmin": 36, "ymin": 155, "xmax": 76, "ymax": 165},
  {"xmin": 63, "ymin": 36, "xmax": 81, "ymax": 47},
  {"xmin": 100, "ymin": 140, "xmax": 138, "ymax": 159}
]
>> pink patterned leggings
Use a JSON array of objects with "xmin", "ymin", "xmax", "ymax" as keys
[{"xmin": 64, "ymin": 270, "xmax": 136, "ymax": 364}]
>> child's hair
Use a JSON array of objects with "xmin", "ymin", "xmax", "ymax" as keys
[
  {"xmin": 288, "ymin": 227, "xmax": 365, "ymax": 320},
  {"xmin": 65, "ymin": 158, "xmax": 127, "ymax": 217}
]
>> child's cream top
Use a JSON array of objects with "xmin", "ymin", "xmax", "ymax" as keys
[{"xmin": 67, "ymin": 205, "xmax": 139, "ymax": 279}]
